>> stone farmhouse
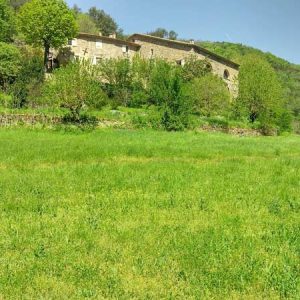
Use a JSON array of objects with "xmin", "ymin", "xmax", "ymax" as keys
[{"xmin": 55, "ymin": 32, "xmax": 239, "ymax": 95}]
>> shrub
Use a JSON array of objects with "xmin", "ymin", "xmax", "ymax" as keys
[
  {"xmin": 183, "ymin": 73, "xmax": 231, "ymax": 117},
  {"xmin": 181, "ymin": 55, "xmax": 212, "ymax": 82},
  {"xmin": 98, "ymin": 58, "xmax": 132, "ymax": 107},
  {"xmin": 43, "ymin": 60, "xmax": 107, "ymax": 120},
  {"xmin": 98, "ymin": 56, "xmax": 152, "ymax": 108},
  {"xmin": 0, "ymin": 42, "xmax": 21, "ymax": 90},
  {"xmin": 8, "ymin": 54, "xmax": 44, "ymax": 108}
]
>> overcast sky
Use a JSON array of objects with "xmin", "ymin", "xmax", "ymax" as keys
[{"xmin": 66, "ymin": 0, "xmax": 300, "ymax": 64}]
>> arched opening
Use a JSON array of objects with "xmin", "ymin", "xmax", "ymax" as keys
[
  {"xmin": 205, "ymin": 62, "xmax": 212, "ymax": 72},
  {"xmin": 224, "ymin": 69, "xmax": 230, "ymax": 80}
]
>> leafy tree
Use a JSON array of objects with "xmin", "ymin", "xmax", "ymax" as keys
[
  {"xmin": 0, "ymin": 42, "xmax": 21, "ymax": 89},
  {"xmin": 237, "ymin": 55, "xmax": 285, "ymax": 131},
  {"xmin": 76, "ymin": 13, "xmax": 98, "ymax": 34},
  {"xmin": 0, "ymin": 0, "xmax": 15, "ymax": 42},
  {"xmin": 183, "ymin": 73, "xmax": 231, "ymax": 117},
  {"xmin": 18, "ymin": 0, "xmax": 77, "ymax": 71},
  {"xmin": 43, "ymin": 60, "xmax": 107, "ymax": 120},
  {"xmin": 148, "ymin": 28, "xmax": 169, "ymax": 39},
  {"xmin": 88, "ymin": 6, "xmax": 122, "ymax": 37},
  {"xmin": 148, "ymin": 28, "xmax": 178, "ymax": 40},
  {"xmin": 168, "ymin": 30, "xmax": 178, "ymax": 40}
]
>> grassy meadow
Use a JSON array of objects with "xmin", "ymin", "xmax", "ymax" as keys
[{"xmin": 0, "ymin": 128, "xmax": 299, "ymax": 299}]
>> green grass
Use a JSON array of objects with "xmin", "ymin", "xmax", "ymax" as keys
[{"xmin": 0, "ymin": 128, "xmax": 299, "ymax": 299}]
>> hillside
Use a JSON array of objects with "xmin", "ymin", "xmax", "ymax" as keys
[{"xmin": 199, "ymin": 41, "xmax": 300, "ymax": 116}]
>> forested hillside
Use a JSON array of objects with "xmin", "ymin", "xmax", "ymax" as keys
[{"xmin": 199, "ymin": 41, "xmax": 300, "ymax": 116}]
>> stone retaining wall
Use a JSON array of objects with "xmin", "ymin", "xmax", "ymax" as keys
[{"xmin": 0, "ymin": 114, "xmax": 62, "ymax": 126}]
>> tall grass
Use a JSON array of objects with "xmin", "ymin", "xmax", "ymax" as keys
[{"xmin": 0, "ymin": 128, "xmax": 299, "ymax": 298}]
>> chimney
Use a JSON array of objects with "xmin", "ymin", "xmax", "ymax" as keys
[
  {"xmin": 189, "ymin": 39, "xmax": 195, "ymax": 44},
  {"xmin": 109, "ymin": 33, "xmax": 117, "ymax": 39},
  {"xmin": 99, "ymin": 32, "xmax": 102, "ymax": 36}
]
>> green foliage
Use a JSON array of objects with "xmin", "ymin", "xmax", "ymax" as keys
[
  {"xmin": 0, "ymin": 42, "xmax": 21, "ymax": 88},
  {"xmin": 147, "ymin": 27, "xmax": 178, "ymax": 40},
  {"xmin": 76, "ymin": 13, "xmax": 98, "ymax": 35},
  {"xmin": 98, "ymin": 58, "xmax": 132, "ymax": 107},
  {"xmin": 88, "ymin": 6, "xmax": 123, "ymax": 37},
  {"xmin": 8, "ymin": 54, "xmax": 44, "ymax": 108},
  {"xmin": 43, "ymin": 60, "xmax": 107, "ymax": 119},
  {"xmin": 18, "ymin": 0, "xmax": 77, "ymax": 67},
  {"xmin": 183, "ymin": 73, "xmax": 231, "ymax": 117},
  {"xmin": 148, "ymin": 61, "xmax": 191, "ymax": 130},
  {"xmin": 0, "ymin": 0, "xmax": 15, "ymax": 42},
  {"xmin": 237, "ymin": 55, "xmax": 286, "ymax": 132},
  {"xmin": 181, "ymin": 55, "xmax": 212, "ymax": 82}
]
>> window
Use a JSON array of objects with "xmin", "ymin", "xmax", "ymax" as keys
[
  {"xmin": 224, "ymin": 69, "xmax": 230, "ymax": 80},
  {"xmin": 96, "ymin": 40, "xmax": 102, "ymax": 49},
  {"xmin": 122, "ymin": 45, "xmax": 129, "ymax": 53},
  {"xmin": 151, "ymin": 49, "xmax": 154, "ymax": 56},
  {"xmin": 96, "ymin": 57, "xmax": 102, "ymax": 64},
  {"xmin": 176, "ymin": 59, "xmax": 185, "ymax": 66},
  {"xmin": 70, "ymin": 39, "xmax": 77, "ymax": 46}
]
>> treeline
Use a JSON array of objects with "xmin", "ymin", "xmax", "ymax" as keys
[{"xmin": 0, "ymin": 0, "xmax": 294, "ymax": 134}]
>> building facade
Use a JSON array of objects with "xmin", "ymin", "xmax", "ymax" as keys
[{"xmin": 55, "ymin": 32, "xmax": 239, "ymax": 95}]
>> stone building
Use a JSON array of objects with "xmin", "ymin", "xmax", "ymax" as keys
[{"xmin": 56, "ymin": 32, "xmax": 239, "ymax": 95}]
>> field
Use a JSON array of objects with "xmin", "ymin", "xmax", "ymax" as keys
[{"xmin": 0, "ymin": 128, "xmax": 299, "ymax": 299}]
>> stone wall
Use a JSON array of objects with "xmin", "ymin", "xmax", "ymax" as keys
[
  {"xmin": 0, "ymin": 114, "xmax": 61, "ymax": 126},
  {"xmin": 57, "ymin": 34, "xmax": 139, "ymax": 64}
]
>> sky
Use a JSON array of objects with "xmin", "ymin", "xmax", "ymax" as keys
[{"xmin": 66, "ymin": 0, "xmax": 300, "ymax": 64}]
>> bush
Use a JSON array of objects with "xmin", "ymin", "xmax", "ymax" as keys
[
  {"xmin": 43, "ymin": 60, "xmax": 107, "ymax": 120},
  {"xmin": 98, "ymin": 58, "xmax": 132, "ymax": 107},
  {"xmin": 8, "ymin": 55, "xmax": 44, "ymax": 108},
  {"xmin": 98, "ymin": 56, "xmax": 152, "ymax": 108},
  {"xmin": 0, "ymin": 42, "xmax": 21, "ymax": 89},
  {"xmin": 181, "ymin": 55, "xmax": 212, "ymax": 82},
  {"xmin": 183, "ymin": 73, "xmax": 231, "ymax": 117}
]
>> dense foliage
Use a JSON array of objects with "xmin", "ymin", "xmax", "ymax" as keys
[
  {"xmin": 0, "ymin": 0, "xmax": 15, "ymax": 42},
  {"xmin": 43, "ymin": 60, "xmax": 107, "ymax": 120},
  {"xmin": 0, "ymin": 42, "xmax": 20, "ymax": 88}
]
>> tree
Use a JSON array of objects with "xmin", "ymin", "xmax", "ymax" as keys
[
  {"xmin": 168, "ymin": 30, "xmax": 178, "ymax": 40},
  {"xmin": 43, "ymin": 60, "xmax": 107, "ymax": 120},
  {"xmin": 76, "ymin": 13, "xmax": 98, "ymax": 34},
  {"xmin": 0, "ymin": 0, "xmax": 15, "ymax": 42},
  {"xmin": 237, "ymin": 55, "xmax": 284, "ymax": 130},
  {"xmin": 18, "ymin": 0, "xmax": 77, "ymax": 71},
  {"xmin": 88, "ymin": 6, "xmax": 122, "ymax": 37},
  {"xmin": 148, "ymin": 28, "xmax": 178, "ymax": 40},
  {"xmin": 0, "ymin": 42, "xmax": 21, "ymax": 88},
  {"xmin": 183, "ymin": 73, "xmax": 231, "ymax": 117}
]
